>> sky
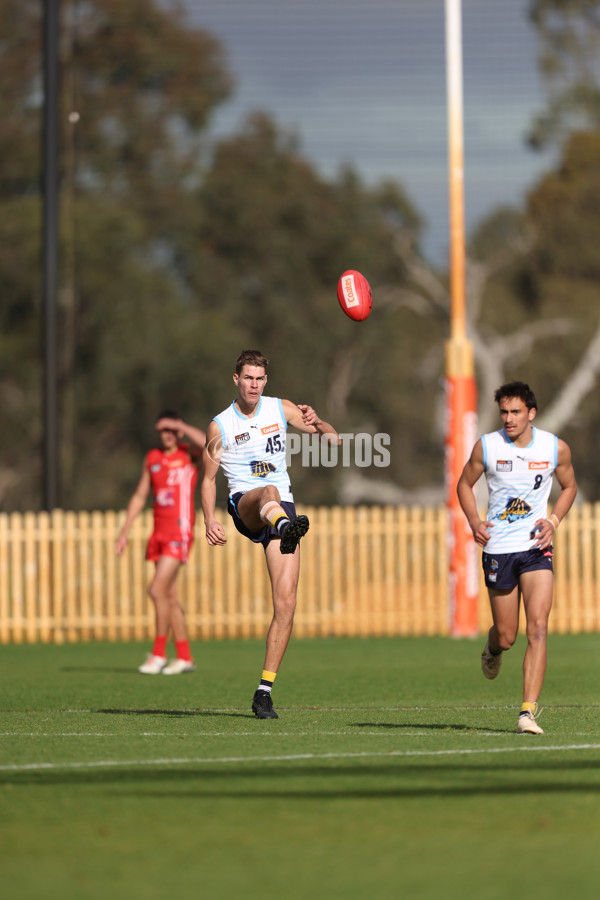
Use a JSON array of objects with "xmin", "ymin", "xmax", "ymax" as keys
[{"xmin": 180, "ymin": 0, "xmax": 555, "ymax": 265}]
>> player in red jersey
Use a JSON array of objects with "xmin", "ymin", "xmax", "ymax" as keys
[{"xmin": 116, "ymin": 410, "xmax": 206, "ymax": 674}]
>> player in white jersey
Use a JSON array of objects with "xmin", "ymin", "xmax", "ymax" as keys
[
  {"xmin": 201, "ymin": 350, "xmax": 340, "ymax": 719},
  {"xmin": 457, "ymin": 382, "xmax": 577, "ymax": 734}
]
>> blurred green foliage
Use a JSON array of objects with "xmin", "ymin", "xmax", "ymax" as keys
[{"xmin": 2, "ymin": 0, "xmax": 600, "ymax": 510}]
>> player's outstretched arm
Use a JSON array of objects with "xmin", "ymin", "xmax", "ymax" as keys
[{"xmin": 282, "ymin": 399, "xmax": 341, "ymax": 445}]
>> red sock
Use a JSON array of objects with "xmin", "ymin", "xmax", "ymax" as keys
[
  {"xmin": 152, "ymin": 635, "xmax": 168, "ymax": 658},
  {"xmin": 175, "ymin": 640, "xmax": 193, "ymax": 662}
]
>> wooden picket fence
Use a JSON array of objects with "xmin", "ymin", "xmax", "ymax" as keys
[{"xmin": 1, "ymin": 504, "xmax": 600, "ymax": 644}]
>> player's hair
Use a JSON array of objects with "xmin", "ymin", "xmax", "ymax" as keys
[
  {"xmin": 494, "ymin": 381, "xmax": 537, "ymax": 411},
  {"xmin": 235, "ymin": 349, "xmax": 269, "ymax": 375},
  {"xmin": 156, "ymin": 408, "xmax": 181, "ymax": 421}
]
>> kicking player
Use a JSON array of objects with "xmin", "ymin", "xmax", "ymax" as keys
[
  {"xmin": 116, "ymin": 410, "xmax": 206, "ymax": 674},
  {"xmin": 201, "ymin": 349, "xmax": 340, "ymax": 719},
  {"xmin": 457, "ymin": 381, "xmax": 577, "ymax": 734}
]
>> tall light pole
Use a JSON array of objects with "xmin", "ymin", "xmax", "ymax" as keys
[
  {"xmin": 445, "ymin": 0, "xmax": 478, "ymax": 636},
  {"xmin": 43, "ymin": 0, "xmax": 60, "ymax": 510}
]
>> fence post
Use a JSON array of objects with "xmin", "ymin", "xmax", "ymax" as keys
[
  {"xmin": 0, "ymin": 514, "xmax": 9, "ymax": 643},
  {"xmin": 10, "ymin": 512, "xmax": 24, "ymax": 643},
  {"xmin": 38, "ymin": 510, "xmax": 52, "ymax": 643},
  {"xmin": 2, "ymin": 504, "xmax": 599, "ymax": 644},
  {"xmin": 63, "ymin": 510, "xmax": 78, "ymax": 642}
]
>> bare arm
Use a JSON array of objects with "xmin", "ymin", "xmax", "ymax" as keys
[
  {"xmin": 528, "ymin": 439, "xmax": 577, "ymax": 549},
  {"xmin": 543, "ymin": 438, "xmax": 577, "ymax": 542},
  {"xmin": 155, "ymin": 416, "xmax": 207, "ymax": 459},
  {"xmin": 552, "ymin": 439, "xmax": 578, "ymax": 520},
  {"xmin": 456, "ymin": 439, "xmax": 494, "ymax": 548},
  {"xmin": 281, "ymin": 398, "xmax": 341, "ymax": 446},
  {"xmin": 201, "ymin": 420, "xmax": 227, "ymax": 545},
  {"xmin": 115, "ymin": 463, "xmax": 151, "ymax": 555}
]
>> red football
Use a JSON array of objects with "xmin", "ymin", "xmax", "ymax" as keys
[{"xmin": 337, "ymin": 269, "xmax": 372, "ymax": 321}]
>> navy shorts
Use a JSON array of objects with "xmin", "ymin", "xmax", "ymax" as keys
[
  {"xmin": 482, "ymin": 547, "xmax": 554, "ymax": 591},
  {"xmin": 227, "ymin": 492, "xmax": 298, "ymax": 550}
]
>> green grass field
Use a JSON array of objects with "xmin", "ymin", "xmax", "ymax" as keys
[{"xmin": 2, "ymin": 634, "xmax": 600, "ymax": 899}]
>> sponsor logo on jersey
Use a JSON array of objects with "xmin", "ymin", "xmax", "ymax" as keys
[
  {"xmin": 156, "ymin": 488, "xmax": 175, "ymax": 507},
  {"xmin": 261, "ymin": 423, "xmax": 279, "ymax": 435},
  {"xmin": 235, "ymin": 432, "xmax": 250, "ymax": 444},
  {"xmin": 496, "ymin": 460, "xmax": 512, "ymax": 472},
  {"xmin": 499, "ymin": 497, "xmax": 532, "ymax": 521},
  {"xmin": 167, "ymin": 458, "xmax": 185, "ymax": 468},
  {"xmin": 529, "ymin": 461, "xmax": 549, "ymax": 470},
  {"xmin": 249, "ymin": 460, "xmax": 277, "ymax": 478}
]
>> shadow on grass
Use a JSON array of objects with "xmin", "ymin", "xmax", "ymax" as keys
[
  {"xmin": 92, "ymin": 710, "xmax": 506, "ymax": 730},
  {"xmin": 352, "ymin": 722, "xmax": 509, "ymax": 734},
  {"xmin": 5, "ymin": 758, "xmax": 600, "ymax": 798},
  {"xmin": 95, "ymin": 708, "xmax": 253, "ymax": 719}
]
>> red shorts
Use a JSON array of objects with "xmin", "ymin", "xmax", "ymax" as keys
[{"xmin": 146, "ymin": 532, "xmax": 193, "ymax": 564}]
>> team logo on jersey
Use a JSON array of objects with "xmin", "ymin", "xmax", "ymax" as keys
[
  {"xmin": 261, "ymin": 423, "xmax": 279, "ymax": 435},
  {"xmin": 150, "ymin": 464, "xmax": 161, "ymax": 473},
  {"xmin": 496, "ymin": 460, "xmax": 512, "ymax": 472},
  {"xmin": 529, "ymin": 461, "xmax": 549, "ymax": 470},
  {"xmin": 235, "ymin": 432, "xmax": 250, "ymax": 444},
  {"xmin": 249, "ymin": 460, "xmax": 277, "ymax": 478},
  {"xmin": 499, "ymin": 497, "xmax": 531, "ymax": 522}
]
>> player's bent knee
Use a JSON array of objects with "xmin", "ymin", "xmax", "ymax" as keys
[
  {"xmin": 261, "ymin": 484, "xmax": 282, "ymax": 504},
  {"xmin": 496, "ymin": 629, "xmax": 517, "ymax": 651}
]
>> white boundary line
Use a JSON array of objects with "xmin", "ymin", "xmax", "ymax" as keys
[{"xmin": 2, "ymin": 743, "xmax": 600, "ymax": 773}]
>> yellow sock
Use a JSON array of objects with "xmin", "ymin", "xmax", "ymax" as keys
[{"xmin": 520, "ymin": 701, "xmax": 537, "ymax": 715}]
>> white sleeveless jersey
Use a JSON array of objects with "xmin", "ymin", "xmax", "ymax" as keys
[
  {"xmin": 482, "ymin": 426, "xmax": 558, "ymax": 554},
  {"xmin": 213, "ymin": 396, "xmax": 293, "ymax": 501}
]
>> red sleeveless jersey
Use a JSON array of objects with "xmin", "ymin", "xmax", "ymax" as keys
[{"xmin": 145, "ymin": 444, "xmax": 198, "ymax": 537}]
